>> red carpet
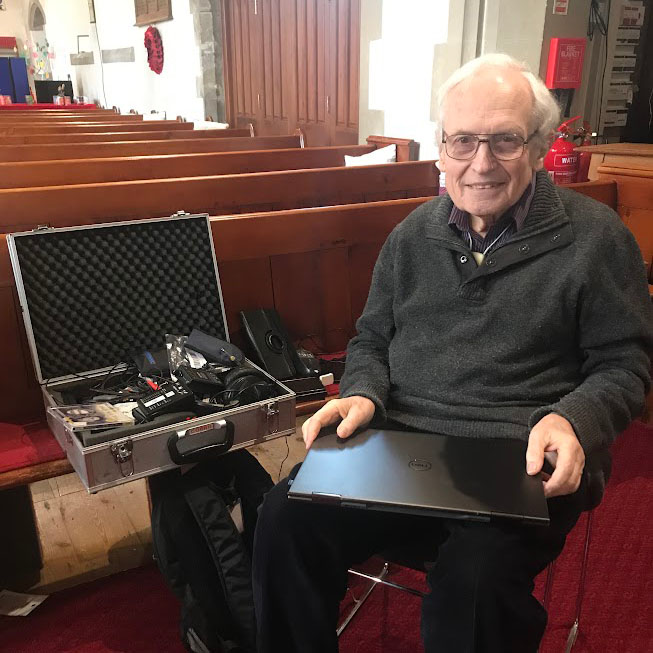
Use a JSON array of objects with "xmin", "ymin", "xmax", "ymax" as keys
[{"xmin": 1, "ymin": 421, "xmax": 651, "ymax": 652}]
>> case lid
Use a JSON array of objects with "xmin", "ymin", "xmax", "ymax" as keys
[{"xmin": 8, "ymin": 214, "xmax": 229, "ymax": 384}]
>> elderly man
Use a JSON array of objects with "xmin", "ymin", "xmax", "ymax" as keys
[{"xmin": 252, "ymin": 54, "xmax": 652, "ymax": 652}]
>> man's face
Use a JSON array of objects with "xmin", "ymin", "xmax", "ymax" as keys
[{"xmin": 439, "ymin": 68, "xmax": 542, "ymax": 223}]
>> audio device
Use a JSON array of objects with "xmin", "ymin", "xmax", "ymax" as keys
[
  {"xmin": 186, "ymin": 329, "xmax": 244, "ymax": 367},
  {"xmin": 239, "ymin": 308, "xmax": 319, "ymax": 379},
  {"xmin": 176, "ymin": 366, "xmax": 225, "ymax": 395},
  {"xmin": 134, "ymin": 381, "xmax": 195, "ymax": 422},
  {"xmin": 220, "ymin": 367, "xmax": 278, "ymax": 405}
]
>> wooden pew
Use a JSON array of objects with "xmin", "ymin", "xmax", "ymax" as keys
[
  {"xmin": 0, "ymin": 161, "xmax": 439, "ymax": 233},
  {"xmin": 1, "ymin": 178, "xmax": 648, "ymax": 489},
  {"xmin": 0, "ymin": 128, "xmax": 253, "ymax": 145},
  {"xmin": 0, "ymin": 145, "xmax": 379, "ymax": 189},
  {"xmin": 211, "ymin": 198, "xmax": 430, "ymax": 353},
  {"xmin": 0, "ymin": 121, "xmax": 194, "ymax": 134},
  {"xmin": 0, "ymin": 112, "xmax": 142, "ymax": 122},
  {"xmin": 593, "ymin": 167, "xmax": 653, "ymax": 266},
  {"xmin": 0, "ymin": 134, "xmax": 302, "ymax": 162}
]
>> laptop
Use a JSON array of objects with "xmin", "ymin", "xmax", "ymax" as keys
[{"xmin": 287, "ymin": 427, "xmax": 549, "ymax": 525}]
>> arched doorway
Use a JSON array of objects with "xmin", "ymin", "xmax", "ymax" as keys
[{"xmin": 27, "ymin": 0, "xmax": 52, "ymax": 80}]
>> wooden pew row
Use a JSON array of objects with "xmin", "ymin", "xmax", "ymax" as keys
[
  {"xmin": 211, "ymin": 198, "xmax": 430, "ymax": 353},
  {"xmin": 0, "ymin": 128, "xmax": 252, "ymax": 145},
  {"xmin": 0, "ymin": 134, "xmax": 302, "ymax": 162},
  {"xmin": 1, "ymin": 179, "xmax": 648, "ymax": 489},
  {"xmin": 0, "ymin": 108, "xmax": 109, "ymax": 113},
  {"xmin": 593, "ymin": 166, "xmax": 653, "ymax": 266},
  {"xmin": 0, "ymin": 145, "xmax": 377, "ymax": 189},
  {"xmin": 0, "ymin": 178, "xmax": 633, "ymax": 427},
  {"xmin": 0, "ymin": 113, "xmax": 143, "ymax": 122},
  {"xmin": 0, "ymin": 161, "xmax": 439, "ymax": 233},
  {"xmin": 0, "ymin": 121, "xmax": 194, "ymax": 134}
]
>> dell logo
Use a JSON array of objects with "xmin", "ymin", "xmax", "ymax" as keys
[{"xmin": 409, "ymin": 459, "xmax": 432, "ymax": 471}]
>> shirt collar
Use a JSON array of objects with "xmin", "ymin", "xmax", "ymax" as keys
[{"xmin": 447, "ymin": 172, "xmax": 537, "ymax": 234}]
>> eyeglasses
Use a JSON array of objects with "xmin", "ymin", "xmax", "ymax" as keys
[{"xmin": 441, "ymin": 132, "xmax": 536, "ymax": 161}]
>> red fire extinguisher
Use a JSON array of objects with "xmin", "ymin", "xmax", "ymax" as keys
[
  {"xmin": 575, "ymin": 121, "xmax": 593, "ymax": 183},
  {"xmin": 544, "ymin": 116, "xmax": 581, "ymax": 185}
]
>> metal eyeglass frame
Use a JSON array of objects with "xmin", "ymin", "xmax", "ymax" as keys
[{"xmin": 441, "ymin": 132, "xmax": 537, "ymax": 161}]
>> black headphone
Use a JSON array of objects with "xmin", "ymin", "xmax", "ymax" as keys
[{"xmin": 221, "ymin": 367, "xmax": 277, "ymax": 406}]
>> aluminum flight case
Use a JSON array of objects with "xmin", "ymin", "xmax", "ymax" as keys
[{"xmin": 7, "ymin": 214, "xmax": 295, "ymax": 493}]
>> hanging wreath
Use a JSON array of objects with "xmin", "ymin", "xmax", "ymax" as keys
[{"xmin": 144, "ymin": 26, "xmax": 164, "ymax": 75}]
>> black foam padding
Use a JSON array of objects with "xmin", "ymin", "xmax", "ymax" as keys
[{"xmin": 13, "ymin": 216, "xmax": 226, "ymax": 381}]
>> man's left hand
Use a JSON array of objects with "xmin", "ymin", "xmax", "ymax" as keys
[{"xmin": 526, "ymin": 413, "xmax": 585, "ymax": 498}]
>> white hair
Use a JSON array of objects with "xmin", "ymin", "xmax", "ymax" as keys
[{"xmin": 436, "ymin": 53, "xmax": 560, "ymax": 160}]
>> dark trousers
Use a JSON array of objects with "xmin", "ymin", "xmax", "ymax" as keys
[{"xmin": 253, "ymin": 467, "xmax": 588, "ymax": 653}]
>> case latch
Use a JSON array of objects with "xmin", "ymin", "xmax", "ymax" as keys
[
  {"xmin": 172, "ymin": 210, "xmax": 190, "ymax": 216},
  {"xmin": 110, "ymin": 439, "xmax": 134, "ymax": 478},
  {"xmin": 261, "ymin": 401, "xmax": 280, "ymax": 434}
]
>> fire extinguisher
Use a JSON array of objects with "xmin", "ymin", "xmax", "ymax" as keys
[
  {"xmin": 544, "ymin": 116, "xmax": 581, "ymax": 185},
  {"xmin": 575, "ymin": 121, "xmax": 593, "ymax": 183}
]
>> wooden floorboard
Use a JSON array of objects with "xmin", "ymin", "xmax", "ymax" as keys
[{"xmin": 28, "ymin": 417, "xmax": 309, "ymax": 593}]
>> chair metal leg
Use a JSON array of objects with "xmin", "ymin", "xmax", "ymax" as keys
[
  {"xmin": 337, "ymin": 562, "xmax": 427, "ymax": 636},
  {"xmin": 337, "ymin": 562, "xmax": 389, "ymax": 636},
  {"xmin": 542, "ymin": 559, "xmax": 556, "ymax": 610},
  {"xmin": 564, "ymin": 510, "xmax": 593, "ymax": 653}
]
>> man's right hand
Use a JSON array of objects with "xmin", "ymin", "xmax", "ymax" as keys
[{"xmin": 301, "ymin": 396, "xmax": 376, "ymax": 450}]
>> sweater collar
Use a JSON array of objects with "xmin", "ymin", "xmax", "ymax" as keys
[{"xmin": 427, "ymin": 169, "xmax": 569, "ymax": 248}]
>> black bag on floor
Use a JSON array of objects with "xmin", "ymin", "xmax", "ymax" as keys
[{"xmin": 150, "ymin": 449, "xmax": 274, "ymax": 653}]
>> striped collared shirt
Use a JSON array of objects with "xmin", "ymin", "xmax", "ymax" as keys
[{"xmin": 447, "ymin": 173, "xmax": 537, "ymax": 256}]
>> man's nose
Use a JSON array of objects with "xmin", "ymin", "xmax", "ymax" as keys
[{"xmin": 471, "ymin": 140, "xmax": 497, "ymax": 172}]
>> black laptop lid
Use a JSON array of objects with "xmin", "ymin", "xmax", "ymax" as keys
[{"xmin": 287, "ymin": 429, "xmax": 549, "ymax": 525}]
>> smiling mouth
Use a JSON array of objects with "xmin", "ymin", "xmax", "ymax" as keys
[{"xmin": 467, "ymin": 183, "xmax": 504, "ymax": 189}]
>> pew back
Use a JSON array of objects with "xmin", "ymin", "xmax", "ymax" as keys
[
  {"xmin": 0, "ymin": 134, "xmax": 302, "ymax": 162},
  {"xmin": 0, "ymin": 128, "xmax": 252, "ymax": 145},
  {"xmin": 0, "ymin": 121, "xmax": 193, "ymax": 134},
  {"xmin": 0, "ymin": 145, "xmax": 377, "ymax": 189},
  {"xmin": 0, "ymin": 161, "xmax": 439, "ymax": 233}
]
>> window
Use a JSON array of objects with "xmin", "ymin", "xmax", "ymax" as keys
[{"xmin": 134, "ymin": 0, "xmax": 172, "ymax": 26}]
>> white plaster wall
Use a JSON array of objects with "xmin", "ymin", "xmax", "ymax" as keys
[
  {"xmin": 359, "ymin": 0, "xmax": 550, "ymax": 160},
  {"xmin": 359, "ymin": 0, "xmax": 451, "ymax": 160},
  {"xmin": 33, "ymin": 0, "xmax": 204, "ymax": 119},
  {"xmin": 481, "ymin": 0, "xmax": 548, "ymax": 73},
  {"xmin": 0, "ymin": 0, "xmax": 29, "ymax": 51}
]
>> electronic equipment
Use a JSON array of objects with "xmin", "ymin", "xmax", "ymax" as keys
[
  {"xmin": 132, "ymin": 348, "xmax": 170, "ymax": 376},
  {"xmin": 240, "ymin": 308, "xmax": 320, "ymax": 379},
  {"xmin": 289, "ymin": 428, "xmax": 549, "ymax": 525},
  {"xmin": 176, "ymin": 366, "xmax": 225, "ymax": 395},
  {"xmin": 135, "ymin": 381, "xmax": 196, "ymax": 422},
  {"xmin": 186, "ymin": 329, "xmax": 244, "ymax": 367},
  {"xmin": 221, "ymin": 366, "xmax": 278, "ymax": 405}
]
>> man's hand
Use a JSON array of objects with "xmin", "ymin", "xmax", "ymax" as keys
[
  {"xmin": 302, "ymin": 396, "xmax": 375, "ymax": 450},
  {"xmin": 526, "ymin": 413, "xmax": 585, "ymax": 498}
]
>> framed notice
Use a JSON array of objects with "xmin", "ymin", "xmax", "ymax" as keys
[
  {"xmin": 553, "ymin": 0, "xmax": 569, "ymax": 15},
  {"xmin": 545, "ymin": 37, "xmax": 586, "ymax": 89},
  {"xmin": 134, "ymin": 0, "xmax": 172, "ymax": 26}
]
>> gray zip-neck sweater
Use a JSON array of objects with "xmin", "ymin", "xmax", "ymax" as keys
[{"xmin": 340, "ymin": 170, "xmax": 652, "ymax": 481}]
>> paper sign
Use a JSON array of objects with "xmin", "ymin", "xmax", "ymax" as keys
[
  {"xmin": 553, "ymin": 0, "xmax": 569, "ymax": 15},
  {"xmin": 0, "ymin": 589, "xmax": 48, "ymax": 617}
]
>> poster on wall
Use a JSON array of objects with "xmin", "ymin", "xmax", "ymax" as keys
[{"xmin": 553, "ymin": 0, "xmax": 569, "ymax": 15}]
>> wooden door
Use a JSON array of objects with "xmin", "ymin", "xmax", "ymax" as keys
[
  {"xmin": 326, "ymin": 0, "xmax": 359, "ymax": 145},
  {"xmin": 223, "ymin": 0, "xmax": 359, "ymax": 145}
]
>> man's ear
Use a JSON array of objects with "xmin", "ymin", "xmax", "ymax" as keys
[
  {"xmin": 438, "ymin": 154, "xmax": 446, "ymax": 173},
  {"xmin": 532, "ymin": 157, "xmax": 544, "ymax": 171}
]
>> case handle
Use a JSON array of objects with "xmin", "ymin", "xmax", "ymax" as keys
[{"xmin": 168, "ymin": 419, "xmax": 234, "ymax": 465}]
